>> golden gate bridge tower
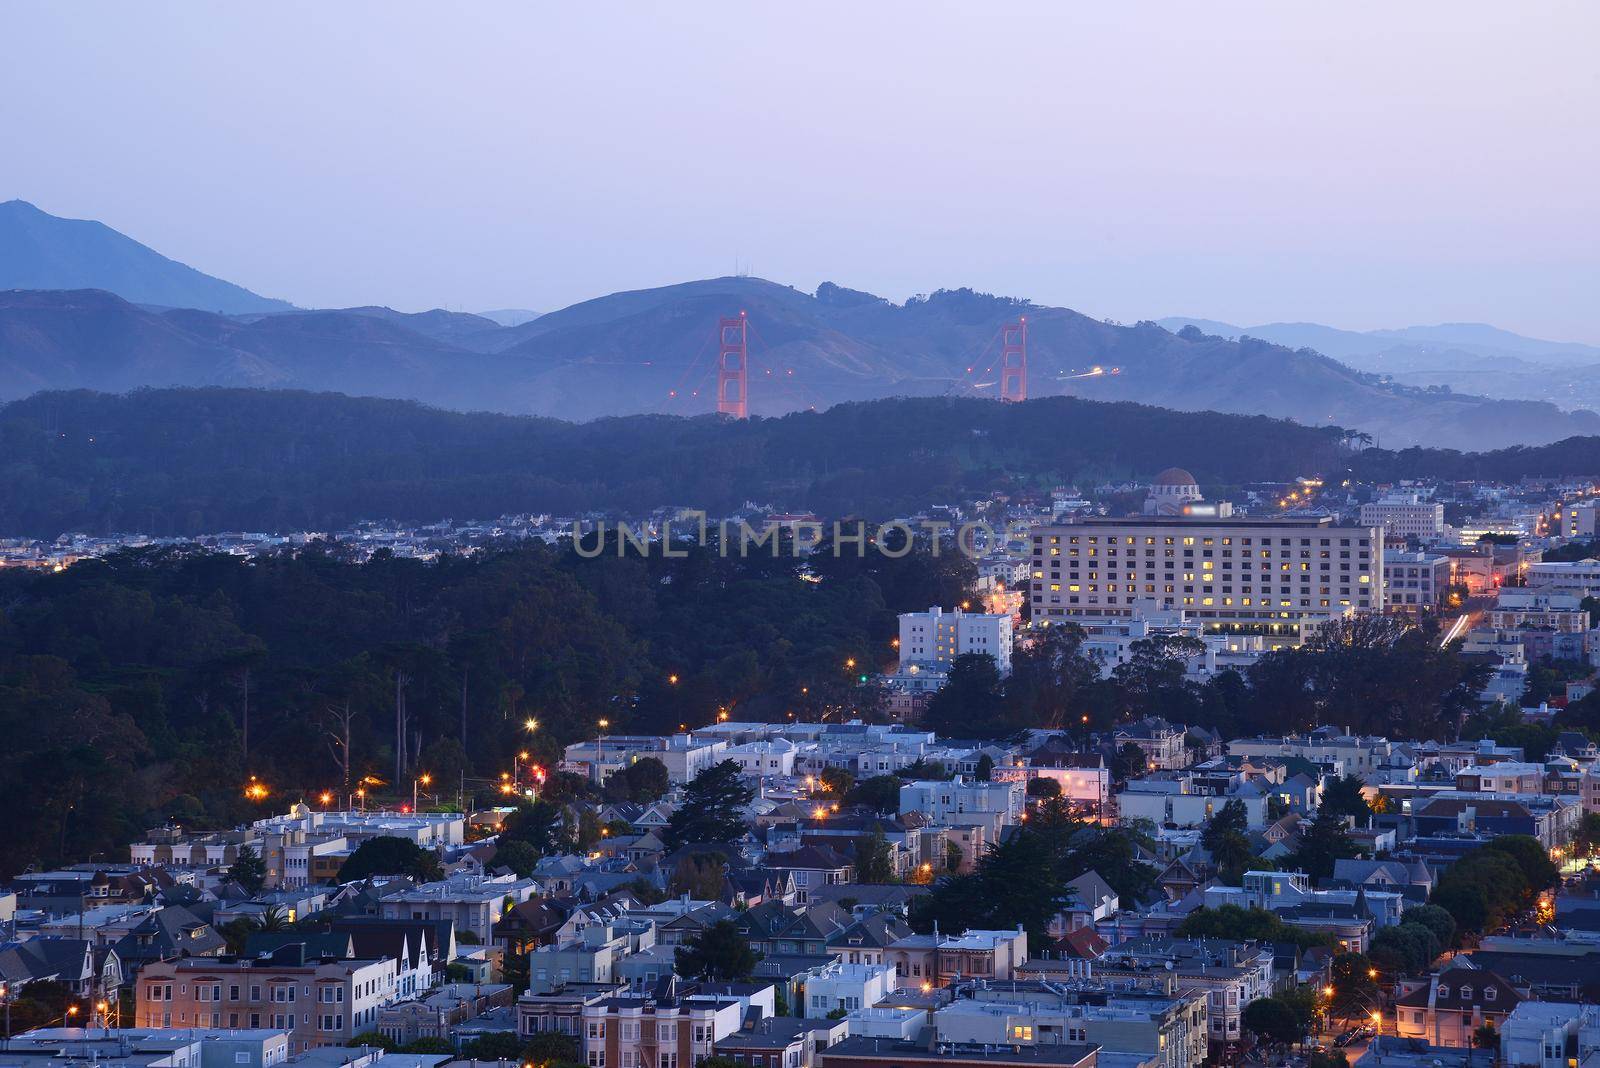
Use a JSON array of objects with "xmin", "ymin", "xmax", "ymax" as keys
[
  {"xmin": 717, "ymin": 312, "xmax": 748, "ymax": 419},
  {"xmin": 999, "ymin": 317, "xmax": 1027, "ymax": 403}
]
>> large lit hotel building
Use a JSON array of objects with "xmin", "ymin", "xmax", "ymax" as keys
[{"xmin": 1029, "ymin": 473, "xmax": 1383, "ymax": 646}]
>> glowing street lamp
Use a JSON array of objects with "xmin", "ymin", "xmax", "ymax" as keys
[
  {"xmin": 413, "ymin": 772, "xmax": 433, "ymax": 813},
  {"xmin": 524, "ymin": 717, "xmax": 540, "ymax": 733}
]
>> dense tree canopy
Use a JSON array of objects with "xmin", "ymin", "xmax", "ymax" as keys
[{"xmin": 0, "ymin": 538, "xmax": 950, "ymax": 876}]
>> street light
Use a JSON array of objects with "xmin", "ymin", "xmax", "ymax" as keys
[
  {"xmin": 413, "ymin": 773, "xmax": 432, "ymax": 813},
  {"xmin": 596, "ymin": 719, "xmax": 610, "ymax": 783},
  {"xmin": 524, "ymin": 717, "xmax": 540, "ymax": 733}
]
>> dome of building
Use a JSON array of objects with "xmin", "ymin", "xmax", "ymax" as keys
[{"xmin": 1151, "ymin": 467, "xmax": 1197, "ymax": 488}]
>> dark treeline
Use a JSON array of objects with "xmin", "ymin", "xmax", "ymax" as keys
[
  {"xmin": 0, "ymin": 388, "xmax": 1354, "ymax": 536},
  {"xmin": 1347, "ymin": 437, "xmax": 1600, "ymax": 482},
  {"xmin": 0, "ymin": 535, "xmax": 974, "ymax": 876},
  {"xmin": 926, "ymin": 615, "xmax": 1493, "ymax": 744}
]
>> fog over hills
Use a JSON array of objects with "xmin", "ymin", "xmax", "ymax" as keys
[
  {"xmin": 1159, "ymin": 315, "xmax": 1600, "ymax": 419},
  {"xmin": 2, "ymin": 201, "xmax": 1597, "ymax": 451}
]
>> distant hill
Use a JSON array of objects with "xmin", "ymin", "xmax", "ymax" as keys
[
  {"xmin": 1158, "ymin": 314, "xmax": 1600, "ymax": 419},
  {"xmin": 476, "ymin": 308, "xmax": 541, "ymax": 327},
  {"xmin": 0, "ymin": 199, "xmax": 292, "ymax": 313},
  {"xmin": 1, "ymin": 198, "xmax": 1595, "ymax": 450},
  {"xmin": 0, "ymin": 388, "xmax": 1356, "ymax": 537},
  {"xmin": 1157, "ymin": 315, "xmax": 1600, "ymax": 365},
  {"xmin": 4, "ymin": 282, "xmax": 1598, "ymax": 450},
  {"xmin": 5, "ymin": 387, "xmax": 1598, "ymax": 539}
]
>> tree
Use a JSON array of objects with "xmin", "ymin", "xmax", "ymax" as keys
[
  {"xmin": 855, "ymin": 830, "xmax": 895, "ymax": 883},
  {"xmin": 1575, "ymin": 811, "xmax": 1600, "ymax": 858},
  {"xmin": 604, "ymin": 757, "xmax": 671, "ymax": 804},
  {"xmin": 492, "ymin": 839, "xmax": 541, "ymax": 878},
  {"xmin": 845, "ymin": 775, "xmax": 902, "ymax": 813},
  {"xmin": 1177, "ymin": 906, "xmax": 1330, "ymax": 951},
  {"xmin": 974, "ymin": 753, "xmax": 995, "ymax": 781},
  {"xmin": 665, "ymin": 761, "xmax": 756, "ymax": 850},
  {"xmin": 1483, "ymin": 835, "xmax": 1560, "ymax": 892},
  {"xmin": 1111, "ymin": 742, "xmax": 1148, "ymax": 781},
  {"xmin": 502, "ymin": 799, "xmax": 571, "ymax": 857},
  {"xmin": 675, "ymin": 919, "xmax": 759, "ymax": 981},
  {"xmin": 1473, "ymin": 1024, "xmax": 1499, "ymax": 1054},
  {"xmin": 1370, "ymin": 922, "xmax": 1440, "ymax": 976},
  {"xmin": 669, "ymin": 852, "xmax": 728, "ymax": 899},
  {"xmin": 347, "ymin": 1032, "xmax": 396, "ymax": 1051},
  {"xmin": 923, "ymin": 653, "xmax": 1006, "ymax": 737},
  {"xmin": 1287, "ymin": 812, "xmax": 1359, "ymax": 882},
  {"xmin": 1026, "ymin": 777, "xmax": 1062, "ymax": 799},
  {"xmin": 820, "ymin": 767, "xmax": 856, "ymax": 798},
  {"xmin": 338, "ymin": 835, "xmax": 444, "ymax": 883},
  {"xmin": 1203, "ymin": 799, "xmax": 1249, "ymax": 847},
  {"xmin": 401, "ymin": 1038, "xmax": 456, "ymax": 1054},
  {"xmin": 1402, "ymin": 904, "xmax": 1456, "ymax": 950},
  {"xmin": 231, "ymin": 844, "xmax": 267, "ymax": 896},
  {"xmin": 1328, "ymin": 952, "xmax": 1378, "ymax": 1019},
  {"xmin": 251, "ymin": 904, "xmax": 292, "ymax": 932},
  {"xmin": 1319, "ymin": 775, "xmax": 1372, "ymax": 823},
  {"xmin": 1242, "ymin": 997, "xmax": 1303, "ymax": 1046}
]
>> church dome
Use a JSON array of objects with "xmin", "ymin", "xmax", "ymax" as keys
[{"xmin": 1151, "ymin": 467, "xmax": 1198, "ymax": 488}]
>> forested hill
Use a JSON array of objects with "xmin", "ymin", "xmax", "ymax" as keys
[{"xmin": 1, "ymin": 388, "xmax": 1354, "ymax": 536}]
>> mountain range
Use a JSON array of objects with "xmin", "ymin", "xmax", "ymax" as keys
[
  {"xmin": 0, "ymin": 199, "xmax": 291, "ymax": 313},
  {"xmin": 2, "ymin": 199, "xmax": 1597, "ymax": 451},
  {"xmin": 1159, "ymin": 315, "xmax": 1600, "ymax": 418}
]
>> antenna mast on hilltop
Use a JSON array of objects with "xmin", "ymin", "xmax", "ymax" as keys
[
  {"xmin": 999, "ymin": 318, "xmax": 1028, "ymax": 402},
  {"xmin": 717, "ymin": 312, "xmax": 749, "ymax": 419}
]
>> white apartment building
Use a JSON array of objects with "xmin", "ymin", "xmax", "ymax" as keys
[
  {"xmin": 1500, "ymin": 1001, "xmax": 1600, "ymax": 1068},
  {"xmin": 1030, "ymin": 515, "xmax": 1383, "ymax": 635},
  {"xmin": 1361, "ymin": 494, "xmax": 1446, "ymax": 539},
  {"xmin": 1383, "ymin": 552, "xmax": 1452, "ymax": 609},
  {"xmin": 1526, "ymin": 560, "xmax": 1600, "ymax": 596},
  {"xmin": 898, "ymin": 607, "xmax": 1014, "ymax": 675},
  {"xmin": 561, "ymin": 734, "xmax": 729, "ymax": 784},
  {"xmin": 1226, "ymin": 732, "xmax": 1398, "ymax": 777},
  {"xmin": 899, "ymin": 776, "xmax": 1024, "ymax": 824},
  {"xmin": 798, "ymin": 962, "xmax": 896, "ymax": 1018}
]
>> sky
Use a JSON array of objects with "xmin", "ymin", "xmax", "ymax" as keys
[{"xmin": 3, "ymin": 2, "xmax": 1597, "ymax": 342}]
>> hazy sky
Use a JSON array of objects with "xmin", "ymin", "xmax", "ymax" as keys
[{"xmin": 3, "ymin": 2, "xmax": 1597, "ymax": 341}]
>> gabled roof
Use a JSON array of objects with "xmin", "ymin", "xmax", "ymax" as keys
[{"xmin": 765, "ymin": 845, "xmax": 852, "ymax": 872}]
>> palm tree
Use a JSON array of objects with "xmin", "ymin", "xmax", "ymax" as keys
[{"xmin": 251, "ymin": 904, "xmax": 291, "ymax": 932}]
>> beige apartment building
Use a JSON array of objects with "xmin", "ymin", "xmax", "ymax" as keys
[
  {"xmin": 136, "ymin": 947, "xmax": 400, "ymax": 1054},
  {"xmin": 1030, "ymin": 515, "xmax": 1383, "ymax": 639}
]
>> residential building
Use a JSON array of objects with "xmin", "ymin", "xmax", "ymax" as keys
[
  {"xmin": 898, "ymin": 607, "xmax": 1014, "ymax": 676},
  {"xmin": 817, "ymin": 1036, "xmax": 1100, "ymax": 1068},
  {"xmin": 1112, "ymin": 719, "xmax": 1188, "ymax": 771},
  {"xmin": 1383, "ymin": 552, "xmax": 1453, "ymax": 609},
  {"xmin": 135, "ymin": 946, "xmax": 400, "ymax": 1054},
  {"xmin": 1092, "ymin": 938, "xmax": 1273, "ymax": 1048},
  {"xmin": 898, "ymin": 777, "xmax": 1024, "ymax": 826},
  {"xmin": 375, "ymin": 982, "xmax": 514, "ymax": 1045},
  {"xmin": 1029, "ymin": 515, "xmax": 1384, "ymax": 634},
  {"xmin": 1499, "ymin": 1000, "xmax": 1600, "ymax": 1068},
  {"xmin": 0, "ymin": 1027, "xmax": 292, "ymax": 1068},
  {"xmin": 883, "ymin": 928, "xmax": 1029, "ymax": 988},
  {"xmin": 1390, "ymin": 964, "xmax": 1522, "ymax": 1047},
  {"xmin": 1362, "ymin": 494, "xmax": 1446, "ymax": 539},
  {"xmin": 561, "ymin": 735, "xmax": 730, "ymax": 784},
  {"xmin": 934, "ymin": 978, "xmax": 1209, "ymax": 1068},
  {"xmin": 798, "ymin": 961, "xmax": 895, "ymax": 1018},
  {"xmin": 579, "ymin": 977, "xmax": 748, "ymax": 1068},
  {"xmin": 377, "ymin": 873, "xmax": 539, "ymax": 944}
]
